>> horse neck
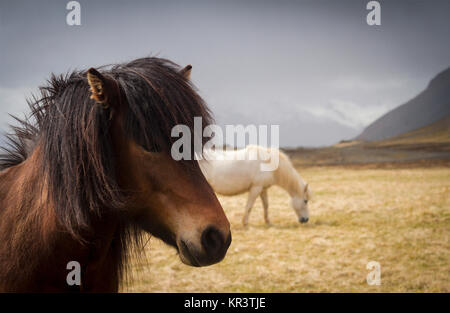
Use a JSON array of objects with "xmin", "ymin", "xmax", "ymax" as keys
[
  {"xmin": 274, "ymin": 155, "xmax": 304, "ymax": 199},
  {"xmin": 0, "ymin": 145, "xmax": 122, "ymax": 291}
]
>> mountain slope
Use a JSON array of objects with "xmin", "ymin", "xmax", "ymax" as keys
[
  {"xmin": 370, "ymin": 114, "xmax": 450, "ymax": 147},
  {"xmin": 356, "ymin": 68, "xmax": 450, "ymax": 141},
  {"xmin": 285, "ymin": 114, "xmax": 450, "ymax": 167}
]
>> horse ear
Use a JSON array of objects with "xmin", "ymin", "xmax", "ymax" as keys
[
  {"xmin": 304, "ymin": 183, "xmax": 309, "ymax": 193},
  {"xmin": 87, "ymin": 68, "xmax": 116, "ymax": 106},
  {"xmin": 180, "ymin": 65, "xmax": 192, "ymax": 80}
]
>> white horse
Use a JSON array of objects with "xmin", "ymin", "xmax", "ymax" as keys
[{"xmin": 199, "ymin": 145, "xmax": 311, "ymax": 226}]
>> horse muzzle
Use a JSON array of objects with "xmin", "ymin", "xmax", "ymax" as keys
[{"xmin": 177, "ymin": 226, "xmax": 232, "ymax": 267}]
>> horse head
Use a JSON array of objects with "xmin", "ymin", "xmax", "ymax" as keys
[
  {"xmin": 291, "ymin": 183, "xmax": 311, "ymax": 223},
  {"xmin": 86, "ymin": 60, "xmax": 231, "ymax": 267}
]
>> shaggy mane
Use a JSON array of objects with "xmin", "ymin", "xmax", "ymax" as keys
[{"xmin": 0, "ymin": 57, "xmax": 213, "ymax": 236}]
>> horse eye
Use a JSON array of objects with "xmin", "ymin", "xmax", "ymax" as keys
[{"xmin": 304, "ymin": 200, "xmax": 308, "ymax": 204}]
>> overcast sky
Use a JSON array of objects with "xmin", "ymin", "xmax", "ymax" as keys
[{"xmin": 0, "ymin": 0, "xmax": 449, "ymax": 147}]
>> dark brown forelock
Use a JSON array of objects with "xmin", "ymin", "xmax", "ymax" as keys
[
  {"xmin": 114, "ymin": 58, "xmax": 213, "ymax": 160},
  {"xmin": 0, "ymin": 57, "xmax": 213, "ymax": 236}
]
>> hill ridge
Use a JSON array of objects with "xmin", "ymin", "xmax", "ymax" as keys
[{"xmin": 356, "ymin": 68, "xmax": 450, "ymax": 141}]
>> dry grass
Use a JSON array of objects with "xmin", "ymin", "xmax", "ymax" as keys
[{"xmin": 123, "ymin": 166, "xmax": 450, "ymax": 292}]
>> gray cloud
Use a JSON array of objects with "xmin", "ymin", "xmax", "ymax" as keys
[{"xmin": 1, "ymin": 0, "xmax": 449, "ymax": 146}]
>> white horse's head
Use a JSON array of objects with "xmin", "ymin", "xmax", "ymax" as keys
[{"xmin": 291, "ymin": 183, "xmax": 311, "ymax": 223}]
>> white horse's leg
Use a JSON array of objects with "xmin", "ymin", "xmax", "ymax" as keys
[
  {"xmin": 260, "ymin": 189, "xmax": 271, "ymax": 225},
  {"xmin": 243, "ymin": 186, "xmax": 263, "ymax": 227}
]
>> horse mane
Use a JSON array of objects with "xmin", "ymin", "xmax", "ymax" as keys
[
  {"xmin": 0, "ymin": 57, "xmax": 213, "ymax": 240},
  {"xmin": 270, "ymin": 147, "xmax": 309, "ymax": 198}
]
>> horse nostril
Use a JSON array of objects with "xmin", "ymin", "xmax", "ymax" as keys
[
  {"xmin": 225, "ymin": 232, "xmax": 232, "ymax": 250},
  {"xmin": 300, "ymin": 217, "xmax": 309, "ymax": 223},
  {"xmin": 201, "ymin": 226, "xmax": 224, "ymax": 256}
]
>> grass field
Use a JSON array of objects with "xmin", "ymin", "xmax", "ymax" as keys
[{"xmin": 124, "ymin": 165, "xmax": 449, "ymax": 292}]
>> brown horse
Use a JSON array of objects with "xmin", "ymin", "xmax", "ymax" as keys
[{"xmin": 0, "ymin": 57, "xmax": 231, "ymax": 292}]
